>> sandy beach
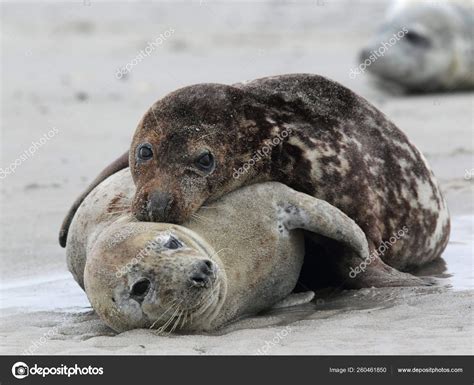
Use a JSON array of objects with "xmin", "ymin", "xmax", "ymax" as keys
[{"xmin": 0, "ymin": 0, "xmax": 472, "ymax": 355}]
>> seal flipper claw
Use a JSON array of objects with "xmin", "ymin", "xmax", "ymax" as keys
[{"xmin": 272, "ymin": 291, "xmax": 315, "ymax": 309}]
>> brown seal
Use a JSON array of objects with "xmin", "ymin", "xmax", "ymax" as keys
[{"xmin": 60, "ymin": 74, "xmax": 450, "ymax": 286}]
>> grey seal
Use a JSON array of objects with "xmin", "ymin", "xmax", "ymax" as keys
[{"xmin": 359, "ymin": 0, "xmax": 474, "ymax": 92}]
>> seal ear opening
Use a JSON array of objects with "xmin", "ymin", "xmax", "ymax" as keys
[{"xmin": 59, "ymin": 151, "xmax": 129, "ymax": 248}]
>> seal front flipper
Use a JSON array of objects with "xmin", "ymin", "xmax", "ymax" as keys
[
  {"xmin": 279, "ymin": 188, "xmax": 428, "ymax": 288},
  {"xmin": 58, "ymin": 151, "xmax": 129, "ymax": 248},
  {"xmin": 278, "ymin": 190, "xmax": 370, "ymax": 262},
  {"xmin": 272, "ymin": 291, "xmax": 315, "ymax": 309}
]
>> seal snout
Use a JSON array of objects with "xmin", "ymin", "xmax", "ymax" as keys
[
  {"xmin": 189, "ymin": 259, "xmax": 216, "ymax": 288},
  {"xmin": 145, "ymin": 190, "xmax": 173, "ymax": 222}
]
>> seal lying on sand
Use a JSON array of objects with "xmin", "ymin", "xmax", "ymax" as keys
[
  {"xmin": 60, "ymin": 74, "xmax": 450, "ymax": 287},
  {"xmin": 67, "ymin": 169, "xmax": 427, "ymax": 332},
  {"xmin": 359, "ymin": 0, "xmax": 474, "ymax": 92}
]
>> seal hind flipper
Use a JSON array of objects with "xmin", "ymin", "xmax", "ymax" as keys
[
  {"xmin": 343, "ymin": 252, "xmax": 431, "ymax": 289},
  {"xmin": 58, "ymin": 151, "xmax": 129, "ymax": 248}
]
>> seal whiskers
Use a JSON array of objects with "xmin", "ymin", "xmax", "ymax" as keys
[
  {"xmin": 180, "ymin": 310, "xmax": 189, "ymax": 329},
  {"xmin": 209, "ymin": 248, "xmax": 231, "ymax": 262},
  {"xmin": 190, "ymin": 213, "xmax": 208, "ymax": 226},
  {"xmin": 155, "ymin": 302, "xmax": 183, "ymax": 334},
  {"xmin": 191, "ymin": 212, "xmax": 213, "ymax": 224},
  {"xmin": 149, "ymin": 298, "xmax": 179, "ymax": 330},
  {"xmin": 194, "ymin": 281, "xmax": 221, "ymax": 322},
  {"xmin": 169, "ymin": 310, "xmax": 184, "ymax": 334}
]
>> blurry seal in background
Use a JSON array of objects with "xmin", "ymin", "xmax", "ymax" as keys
[{"xmin": 359, "ymin": 0, "xmax": 474, "ymax": 92}]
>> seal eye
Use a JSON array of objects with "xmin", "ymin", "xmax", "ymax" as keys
[
  {"xmin": 131, "ymin": 278, "xmax": 151, "ymax": 298},
  {"xmin": 195, "ymin": 152, "xmax": 214, "ymax": 172},
  {"xmin": 137, "ymin": 143, "xmax": 153, "ymax": 161},
  {"xmin": 164, "ymin": 236, "xmax": 182, "ymax": 249},
  {"xmin": 404, "ymin": 31, "xmax": 431, "ymax": 48}
]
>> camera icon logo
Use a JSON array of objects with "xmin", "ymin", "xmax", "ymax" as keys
[{"xmin": 12, "ymin": 362, "xmax": 29, "ymax": 379}]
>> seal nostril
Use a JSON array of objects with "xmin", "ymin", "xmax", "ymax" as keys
[
  {"xmin": 190, "ymin": 260, "xmax": 214, "ymax": 287},
  {"xmin": 190, "ymin": 274, "xmax": 207, "ymax": 285},
  {"xmin": 131, "ymin": 278, "xmax": 151, "ymax": 299}
]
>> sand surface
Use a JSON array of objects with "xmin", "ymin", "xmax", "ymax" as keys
[{"xmin": 0, "ymin": 0, "xmax": 473, "ymax": 355}]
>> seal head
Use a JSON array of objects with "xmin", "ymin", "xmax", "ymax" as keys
[
  {"xmin": 130, "ymin": 83, "xmax": 270, "ymax": 224},
  {"xmin": 84, "ymin": 222, "xmax": 227, "ymax": 333}
]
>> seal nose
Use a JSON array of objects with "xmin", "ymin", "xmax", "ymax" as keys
[
  {"xmin": 189, "ymin": 260, "xmax": 215, "ymax": 288},
  {"xmin": 146, "ymin": 190, "xmax": 172, "ymax": 221}
]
